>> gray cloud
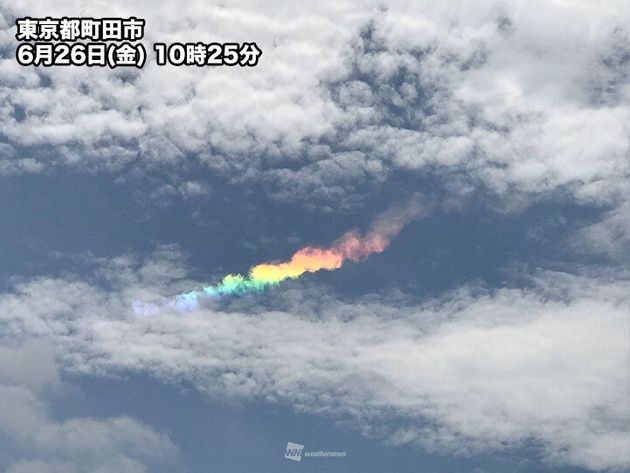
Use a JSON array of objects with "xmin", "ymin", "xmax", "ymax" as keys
[
  {"xmin": 0, "ymin": 339, "xmax": 180, "ymax": 473},
  {"xmin": 572, "ymin": 202, "xmax": 630, "ymax": 260},
  {"xmin": 0, "ymin": 250, "xmax": 627, "ymax": 471}
]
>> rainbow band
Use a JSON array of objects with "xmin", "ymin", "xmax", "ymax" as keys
[{"xmin": 132, "ymin": 196, "xmax": 425, "ymax": 315}]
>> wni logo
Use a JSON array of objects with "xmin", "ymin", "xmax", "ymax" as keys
[{"xmin": 284, "ymin": 442, "xmax": 304, "ymax": 462}]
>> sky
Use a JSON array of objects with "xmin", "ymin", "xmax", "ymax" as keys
[{"xmin": 0, "ymin": 1, "xmax": 629, "ymax": 472}]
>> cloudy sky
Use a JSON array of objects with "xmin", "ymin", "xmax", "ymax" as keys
[{"xmin": 0, "ymin": 1, "xmax": 629, "ymax": 472}]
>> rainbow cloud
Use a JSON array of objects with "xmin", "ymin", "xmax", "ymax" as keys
[{"xmin": 133, "ymin": 195, "xmax": 426, "ymax": 314}]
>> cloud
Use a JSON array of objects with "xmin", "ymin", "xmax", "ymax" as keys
[
  {"xmin": 0, "ymin": 339, "xmax": 60, "ymax": 393},
  {"xmin": 0, "ymin": 338, "xmax": 180, "ymax": 473},
  {"xmin": 1, "ymin": 2, "xmax": 627, "ymax": 470},
  {"xmin": 1, "ymin": 0, "xmax": 628, "ymax": 214},
  {"xmin": 0, "ymin": 250, "xmax": 627, "ymax": 471},
  {"xmin": 572, "ymin": 202, "xmax": 630, "ymax": 259}
]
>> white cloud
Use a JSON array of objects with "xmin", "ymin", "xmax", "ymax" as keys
[
  {"xmin": 0, "ymin": 251, "xmax": 627, "ymax": 471},
  {"xmin": 0, "ymin": 339, "xmax": 180, "ymax": 473},
  {"xmin": 1, "ymin": 2, "xmax": 628, "ymax": 468},
  {"xmin": 1, "ymin": 0, "xmax": 628, "ymax": 213}
]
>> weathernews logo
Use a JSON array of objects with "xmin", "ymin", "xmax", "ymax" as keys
[
  {"xmin": 284, "ymin": 441, "xmax": 346, "ymax": 462},
  {"xmin": 284, "ymin": 442, "xmax": 305, "ymax": 462}
]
